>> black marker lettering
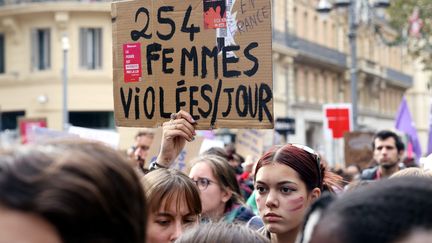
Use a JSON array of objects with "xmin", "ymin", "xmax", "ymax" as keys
[
  {"xmin": 199, "ymin": 84, "xmax": 213, "ymax": 118},
  {"xmin": 120, "ymin": 87, "xmax": 132, "ymax": 119},
  {"xmin": 157, "ymin": 6, "xmax": 175, "ymax": 41},
  {"xmin": 134, "ymin": 87, "xmax": 140, "ymax": 119},
  {"xmin": 222, "ymin": 88, "xmax": 234, "ymax": 117},
  {"xmin": 131, "ymin": 7, "xmax": 152, "ymax": 41},
  {"xmin": 162, "ymin": 48, "xmax": 174, "ymax": 74},
  {"xmin": 176, "ymin": 80, "xmax": 187, "ymax": 112},
  {"xmin": 144, "ymin": 86, "xmax": 155, "ymax": 118},
  {"xmin": 244, "ymin": 42, "xmax": 259, "ymax": 77},
  {"xmin": 181, "ymin": 47, "xmax": 198, "ymax": 76},
  {"xmin": 259, "ymin": 83, "xmax": 273, "ymax": 122},
  {"xmin": 189, "ymin": 86, "xmax": 200, "ymax": 121},
  {"xmin": 159, "ymin": 87, "xmax": 171, "ymax": 118},
  {"xmin": 211, "ymin": 79, "xmax": 223, "ymax": 126},
  {"xmin": 248, "ymin": 84, "xmax": 258, "ymax": 117},
  {"xmin": 201, "ymin": 46, "xmax": 218, "ymax": 79},
  {"xmin": 146, "ymin": 43, "xmax": 161, "ymax": 75},
  {"xmin": 223, "ymin": 45, "xmax": 241, "ymax": 78},
  {"xmin": 236, "ymin": 85, "xmax": 248, "ymax": 117}
]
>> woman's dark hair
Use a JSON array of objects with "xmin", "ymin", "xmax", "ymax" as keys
[
  {"xmin": 254, "ymin": 144, "xmax": 342, "ymax": 193},
  {"xmin": 311, "ymin": 177, "xmax": 432, "ymax": 243},
  {"xmin": 0, "ymin": 140, "xmax": 147, "ymax": 243}
]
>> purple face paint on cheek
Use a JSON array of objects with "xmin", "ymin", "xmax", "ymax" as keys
[{"xmin": 288, "ymin": 196, "xmax": 304, "ymax": 212}]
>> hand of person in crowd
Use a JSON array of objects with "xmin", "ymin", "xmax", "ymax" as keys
[{"xmin": 156, "ymin": 110, "xmax": 196, "ymax": 167}]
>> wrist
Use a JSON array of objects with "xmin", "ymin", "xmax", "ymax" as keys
[
  {"xmin": 149, "ymin": 161, "xmax": 168, "ymax": 171},
  {"xmin": 155, "ymin": 155, "xmax": 173, "ymax": 167}
]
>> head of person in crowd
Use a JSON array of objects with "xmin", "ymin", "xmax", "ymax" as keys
[
  {"xmin": 133, "ymin": 129, "xmax": 155, "ymax": 172},
  {"xmin": 203, "ymin": 147, "xmax": 230, "ymax": 161},
  {"xmin": 390, "ymin": 167, "xmax": 432, "ymax": 178},
  {"xmin": 254, "ymin": 143, "xmax": 342, "ymax": 243},
  {"xmin": 363, "ymin": 130, "xmax": 404, "ymax": 179},
  {"xmin": 306, "ymin": 177, "xmax": 432, "ymax": 243},
  {"xmin": 0, "ymin": 140, "xmax": 147, "ymax": 243},
  {"xmin": 175, "ymin": 221, "xmax": 270, "ymax": 243},
  {"xmin": 188, "ymin": 154, "xmax": 254, "ymax": 223},
  {"xmin": 142, "ymin": 168, "xmax": 202, "ymax": 243},
  {"xmin": 343, "ymin": 164, "xmax": 361, "ymax": 183},
  {"xmin": 224, "ymin": 143, "xmax": 243, "ymax": 173}
]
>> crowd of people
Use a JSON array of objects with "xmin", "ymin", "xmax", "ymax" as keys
[{"xmin": 1, "ymin": 110, "xmax": 431, "ymax": 243}]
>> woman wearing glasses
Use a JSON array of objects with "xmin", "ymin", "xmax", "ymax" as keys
[
  {"xmin": 253, "ymin": 144, "xmax": 342, "ymax": 243},
  {"xmin": 188, "ymin": 155, "xmax": 256, "ymax": 224},
  {"xmin": 142, "ymin": 168, "xmax": 202, "ymax": 243}
]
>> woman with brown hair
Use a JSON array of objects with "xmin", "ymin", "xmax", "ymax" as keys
[
  {"xmin": 253, "ymin": 144, "xmax": 342, "ymax": 243},
  {"xmin": 143, "ymin": 168, "xmax": 202, "ymax": 243},
  {"xmin": 0, "ymin": 140, "xmax": 147, "ymax": 243},
  {"xmin": 188, "ymin": 154, "xmax": 255, "ymax": 223}
]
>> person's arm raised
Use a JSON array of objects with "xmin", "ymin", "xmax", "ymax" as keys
[{"xmin": 155, "ymin": 110, "xmax": 196, "ymax": 168}]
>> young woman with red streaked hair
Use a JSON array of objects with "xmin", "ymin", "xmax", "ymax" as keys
[{"xmin": 253, "ymin": 144, "xmax": 342, "ymax": 243}]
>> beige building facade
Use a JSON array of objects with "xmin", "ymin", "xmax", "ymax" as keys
[
  {"xmin": 0, "ymin": 0, "xmax": 140, "ymax": 147},
  {"xmin": 272, "ymin": 0, "xmax": 414, "ymax": 164}
]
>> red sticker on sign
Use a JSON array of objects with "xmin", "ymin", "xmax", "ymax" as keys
[
  {"xmin": 123, "ymin": 43, "xmax": 141, "ymax": 83},
  {"xmin": 204, "ymin": 0, "xmax": 226, "ymax": 29}
]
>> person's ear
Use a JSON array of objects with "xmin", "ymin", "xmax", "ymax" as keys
[
  {"xmin": 221, "ymin": 189, "xmax": 233, "ymax": 203},
  {"xmin": 311, "ymin": 188, "xmax": 321, "ymax": 201},
  {"xmin": 398, "ymin": 150, "xmax": 404, "ymax": 158}
]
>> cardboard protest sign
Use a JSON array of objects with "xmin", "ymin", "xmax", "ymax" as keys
[
  {"xmin": 112, "ymin": 0, "xmax": 273, "ymax": 129},
  {"xmin": 145, "ymin": 128, "xmax": 204, "ymax": 173},
  {"xmin": 344, "ymin": 131, "xmax": 374, "ymax": 169},
  {"xmin": 235, "ymin": 129, "xmax": 264, "ymax": 163}
]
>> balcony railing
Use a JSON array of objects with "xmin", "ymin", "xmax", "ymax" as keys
[
  {"xmin": 273, "ymin": 29, "xmax": 347, "ymax": 68},
  {"xmin": 386, "ymin": 68, "xmax": 413, "ymax": 87}
]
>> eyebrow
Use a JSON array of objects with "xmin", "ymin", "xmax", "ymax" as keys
[
  {"xmin": 255, "ymin": 180, "xmax": 297, "ymax": 186},
  {"xmin": 155, "ymin": 212, "xmax": 173, "ymax": 217}
]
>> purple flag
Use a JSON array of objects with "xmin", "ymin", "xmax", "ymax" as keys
[
  {"xmin": 427, "ymin": 98, "xmax": 432, "ymax": 155},
  {"xmin": 395, "ymin": 96, "xmax": 422, "ymax": 160}
]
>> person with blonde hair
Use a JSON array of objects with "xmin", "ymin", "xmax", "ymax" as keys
[
  {"xmin": 390, "ymin": 167, "xmax": 432, "ymax": 178},
  {"xmin": 143, "ymin": 168, "xmax": 202, "ymax": 243}
]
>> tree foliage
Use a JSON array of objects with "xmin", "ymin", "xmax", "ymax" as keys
[{"xmin": 387, "ymin": 0, "xmax": 432, "ymax": 70}]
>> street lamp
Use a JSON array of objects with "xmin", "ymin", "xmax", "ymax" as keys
[
  {"xmin": 316, "ymin": 0, "xmax": 390, "ymax": 131},
  {"xmin": 62, "ymin": 33, "xmax": 70, "ymax": 131}
]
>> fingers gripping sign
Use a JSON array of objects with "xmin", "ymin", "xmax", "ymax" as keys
[{"xmin": 157, "ymin": 110, "xmax": 197, "ymax": 167}]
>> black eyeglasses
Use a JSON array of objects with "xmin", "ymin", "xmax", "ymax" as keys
[
  {"xmin": 289, "ymin": 143, "xmax": 322, "ymax": 188},
  {"xmin": 192, "ymin": 177, "xmax": 216, "ymax": 191}
]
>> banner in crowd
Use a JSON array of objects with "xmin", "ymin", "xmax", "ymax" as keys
[
  {"xmin": 323, "ymin": 103, "xmax": 352, "ymax": 139},
  {"xmin": 395, "ymin": 96, "xmax": 422, "ymax": 160},
  {"xmin": 235, "ymin": 129, "xmax": 264, "ymax": 163},
  {"xmin": 112, "ymin": 0, "xmax": 273, "ymax": 129}
]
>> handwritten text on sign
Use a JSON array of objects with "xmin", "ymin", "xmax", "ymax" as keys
[{"xmin": 112, "ymin": 0, "xmax": 273, "ymax": 129}]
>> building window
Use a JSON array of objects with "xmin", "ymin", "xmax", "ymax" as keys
[
  {"xmin": 0, "ymin": 111, "xmax": 25, "ymax": 131},
  {"xmin": 0, "ymin": 34, "xmax": 4, "ymax": 74},
  {"xmin": 31, "ymin": 28, "xmax": 51, "ymax": 71},
  {"xmin": 69, "ymin": 111, "xmax": 114, "ymax": 129},
  {"xmin": 80, "ymin": 28, "xmax": 102, "ymax": 70}
]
